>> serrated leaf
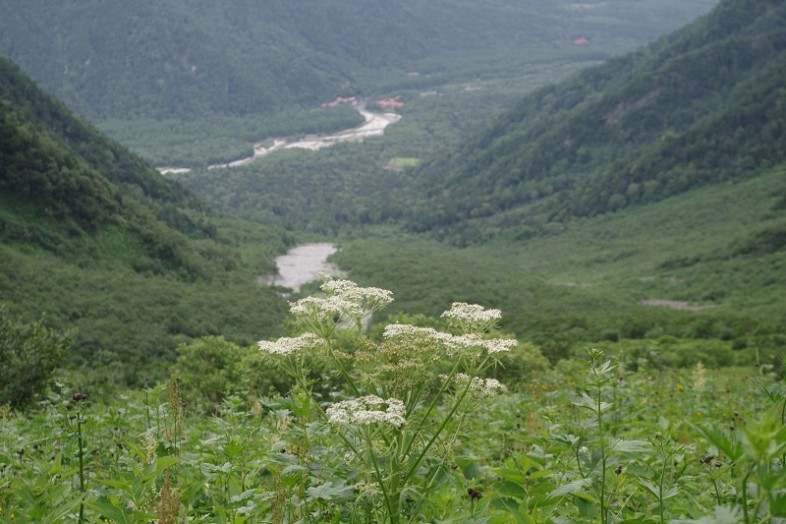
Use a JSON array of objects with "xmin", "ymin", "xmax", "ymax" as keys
[
  {"xmin": 457, "ymin": 457, "xmax": 483, "ymax": 480},
  {"xmin": 489, "ymin": 498, "xmax": 532, "ymax": 523},
  {"xmin": 548, "ymin": 478, "xmax": 592, "ymax": 500},
  {"xmin": 306, "ymin": 481, "xmax": 353, "ymax": 501},
  {"xmin": 613, "ymin": 439, "xmax": 652, "ymax": 454},
  {"xmin": 495, "ymin": 480, "xmax": 526, "ymax": 499},
  {"xmin": 691, "ymin": 424, "xmax": 743, "ymax": 462},
  {"xmin": 39, "ymin": 495, "xmax": 85, "ymax": 524},
  {"xmin": 85, "ymin": 499, "xmax": 134, "ymax": 524},
  {"xmin": 281, "ymin": 464, "xmax": 309, "ymax": 476},
  {"xmin": 671, "ymin": 504, "xmax": 743, "ymax": 524},
  {"xmin": 201, "ymin": 461, "xmax": 233, "ymax": 474}
]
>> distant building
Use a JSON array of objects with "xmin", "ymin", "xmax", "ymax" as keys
[
  {"xmin": 573, "ymin": 37, "xmax": 589, "ymax": 45},
  {"xmin": 376, "ymin": 98, "xmax": 404, "ymax": 108}
]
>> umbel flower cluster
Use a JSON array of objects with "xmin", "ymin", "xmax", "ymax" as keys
[
  {"xmin": 382, "ymin": 322, "xmax": 517, "ymax": 355},
  {"xmin": 441, "ymin": 301, "xmax": 502, "ymax": 333},
  {"xmin": 326, "ymin": 396, "xmax": 407, "ymax": 428},
  {"xmin": 257, "ymin": 278, "xmax": 516, "ymax": 414},
  {"xmin": 285, "ymin": 276, "xmax": 394, "ymax": 335},
  {"xmin": 256, "ymin": 277, "xmax": 516, "ymax": 521},
  {"xmin": 257, "ymin": 332, "xmax": 323, "ymax": 356}
]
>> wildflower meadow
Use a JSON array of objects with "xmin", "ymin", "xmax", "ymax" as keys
[{"xmin": 1, "ymin": 278, "xmax": 784, "ymax": 523}]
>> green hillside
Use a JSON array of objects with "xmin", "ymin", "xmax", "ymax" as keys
[
  {"xmin": 406, "ymin": 0, "xmax": 786, "ymax": 242},
  {"xmin": 332, "ymin": 163, "xmax": 786, "ymax": 364},
  {"xmin": 0, "ymin": 0, "xmax": 715, "ymax": 122},
  {"xmin": 0, "ymin": 57, "xmax": 289, "ymax": 382}
]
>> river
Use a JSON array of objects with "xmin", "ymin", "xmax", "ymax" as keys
[
  {"xmin": 263, "ymin": 242, "xmax": 374, "ymax": 328},
  {"xmin": 158, "ymin": 104, "xmax": 401, "ymax": 174},
  {"xmin": 262, "ymin": 243, "xmax": 341, "ymax": 293}
]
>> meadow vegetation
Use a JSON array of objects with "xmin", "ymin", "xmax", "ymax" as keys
[
  {"xmin": 3, "ymin": 0, "xmax": 786, "ymax": 520},
  {"xmin": 2, "ymin": 279, "xmax": 784, "ymax": 522}
]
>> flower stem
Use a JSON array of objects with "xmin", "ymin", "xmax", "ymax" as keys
[
  {"xmin": 76, "ymin": 410, "xmax": 85, "ymax": 524},
  {"xmin": 403, "ymin": 371, "xmax": 476, "ymax": 485}
]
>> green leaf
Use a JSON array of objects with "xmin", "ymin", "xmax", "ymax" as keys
[
  {"xmin": 457, "ymin": 457, "xmax": 483, "ymax": 480},
  {"xmin": 155, "ymin": 455, "xmax": 180, "ymax": 473},
  {"xmin": 495, "ymin": 480, "xmax": 527, "ymax": 499},
  {"xmin": 670, "ymin": 504, "xmax": 743, "ymax": 524},
  {"xmin": 691, "ymin": 424, "xmax": 744, "ymax": 462},
  {"xmin": 489, "ymin": 498, "xmax": 533, "ymax": 524},
  {"xmin": 85, "ymin": 499, "xmax": 136, "ymax": 524},
  {"xmin": 39, "ymin": 495, "xmax": 85, "ymax": 524},
  {"xmin": 306, "ymin": 481, "xmax": 353, "ymax": 501},
  {"xmin": 613, "ymin": 438, "xmax": 652, "ymax": 454},
  {"xmin": 572, "ymin": 393, "xmax": 613, "ymax": 414},
  {"xmin": 280, "ymin": 464, "xmax": 309, "ymax": 476},
  {"xmin": 202, "ymin": 461, "xmax": 233, "ymax": 474},
  {"xmin": 547, "ymin": 478, "xmax": 592, "ymax": 500},
  {"xmin": 770, "ymin": 492, "xmax": 786, "ymax": 517}
]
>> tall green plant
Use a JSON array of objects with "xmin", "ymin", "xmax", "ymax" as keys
[{"xmin": 257, "ymin": 276, "xmax": 516, "ymax": 522}]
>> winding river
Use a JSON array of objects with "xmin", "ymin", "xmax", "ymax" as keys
[{"xmin": 158, "ymin": 104, "xmax": 401, "ymax": 174}]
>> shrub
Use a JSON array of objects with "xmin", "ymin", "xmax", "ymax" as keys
[
  {"xmin": 0, "ymin": 306, "xmax": 70, "ymax": 409},
  {"xmin": 170, "ymin": 336, "xmax": 246, "ymax": 413}
]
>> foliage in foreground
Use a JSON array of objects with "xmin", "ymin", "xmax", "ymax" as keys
[
  {"xmin": 0, "ymin": 307, "xmax": 70, "ymax": 409},
  {"xmin": 1, "ymin": 279, "xmax": 785, "ymax": 522}
]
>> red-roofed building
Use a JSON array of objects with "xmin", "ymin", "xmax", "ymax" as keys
[{"xmin": 377, "ymin": 98, "xmax": 404, "ymax": 108}]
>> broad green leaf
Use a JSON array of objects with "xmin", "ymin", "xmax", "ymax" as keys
[
  {"xmin": 691, "ymin": 424, "xmax": 744, "ymax": 462},
  {"xmin": 547, "ymin": 478, "xmax": 592, "ymax": 500},
  {"xmin": 495, "ymin": 480, "xmax": 526, "ymax": 499},
  {"xmin": 306, "ymin": 481, "xmax": 353, "ymax": 501},
  {"xmin": 613, "ymin": 438, "xmax": 652, "ymax": 454},
  {"xmin": 39, "ymin": 495, "xmax": 84, "ymax": 524},
  {"xmin": 85, "ymin": 499, "xmax": 136, "ymax": 524},
  {"xmin": 280, "ymin": 464, "xmax": 309, "ymax": 476},
  {"xmin": 457, "ymin": 457, "xmax": 483, "ymax": 480},
  {"xmin": 490, "ymin": 498, "xmax": 533, "ymax": 524}
]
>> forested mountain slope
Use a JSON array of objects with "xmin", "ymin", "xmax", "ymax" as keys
[
  {"xmin": 0, "ymin": 57, "xmax": 288, "ymax": 380},
  {"xmin": 407, "ymin": 0, "xmax": 786, "ymax": 242},
  {"xmin": 0, "ymin": 0, "xmax": 715, "ymax": 121},
  {"xmin": 0, "ymin": 57, "xmax": 213, "ymax": 270}
]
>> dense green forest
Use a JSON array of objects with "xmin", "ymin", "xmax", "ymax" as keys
[
  {"xmin": 0, "ymin": 0, "xmax": 717, "ymax": 167},
  {"xmin": 0, "ymin": 0, "xmax": 715, "ymax": 121}
]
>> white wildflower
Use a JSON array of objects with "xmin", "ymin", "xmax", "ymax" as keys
[
  {"xmin": 480, "ymin": 338, "xmax": 518, "ymax": 354},
  {"xmin": 476, "ymin": 377, "xmax": 506, "ymax": 395},
  {"xmin": 326, "ymin": 396, "xmax": 406, "ymax": 429},
  {"xmin": 441, "ymin": 334, "xmax": 517, "ymax": 354},
  {"xmin": 441, "ymin": 302, "xmax": 502, "ymax": 331},
  {"xmin": 383, "ymin": 324, "xmax": 439, "ymax": 339},
  {"xmin": 258, "ymin": 333, "xmax": 322, "ymax": 356},
  {"xmin": 384, "ymin": 324, "xmax": 516, "ymax": 356},
  {"xmin": 454, "ymin": 373, "xmax": 507, "ymax": 397},
  {"xmin": 289, "ymin": 295, "xmax": 363, "ymax": 320},
  {"xmin": 321, "ymin": 277, "xmax": 394, "ymax": 311},
  {"xmin": 445, "ymin": 333, "xmax": 484, "ymax": 352}
]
